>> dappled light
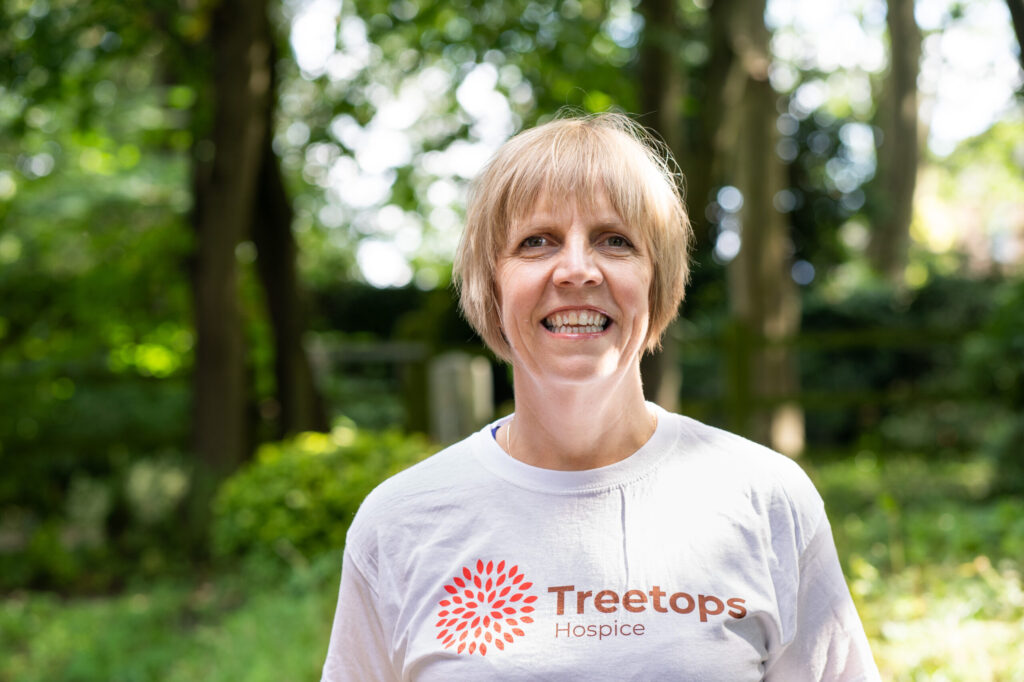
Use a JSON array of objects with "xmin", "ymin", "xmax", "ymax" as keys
[{"xmin": 1, "ymin": 0, "xmax": 1022, "ymax": 678}]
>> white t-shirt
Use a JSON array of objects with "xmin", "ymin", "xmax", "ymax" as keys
[{"xmin": 321, "ymin": 405, "xmax": 879, "ymax": 681}]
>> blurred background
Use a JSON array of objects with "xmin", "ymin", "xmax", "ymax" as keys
[{"xmin": 1, "ymin": 0, "xmax": 1022, "ymax": 679}]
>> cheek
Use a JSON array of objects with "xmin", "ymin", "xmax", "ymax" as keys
[{"xmin": 623, "ymin": 269, "xmax": 653, "ymax": 317}]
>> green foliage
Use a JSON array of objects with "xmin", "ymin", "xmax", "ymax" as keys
[
  {"xmin": 0, "ymin": 556, "xmax": 340, "ymax": 682},
  {"xmin": 932, "ymin": 120, "xmax": 1024, "ymax": 197},
  {"xmin": 682, "ymin": 272, "xmax": 1013, "ymax": 451},
  {"xmin": 815, "ymin": 275, "xmax": 1024, "ymax": 493},
  {"xmin": 840, "ymin": 493, "xmax": 1024, "ymax": 572},
  {"xmin": 211, "ymin": 421, "xmax": 436, "ymax": 566},
  {"xmin": 0, "ymin": 450, "xmax": 195, "ymax": 593},
  {"xmin": 962, "ymin": 277, "xmax": 1024, "ymax": 494},
  {"xmin": 852, "ymin": 556, "xmax": 1024, "ymax": 681},
  {"xmin": 847, "ymin": 273, "xmax": 1008, "ymax": 452},
  {"xmin": 786, "ymin": 111, "xmax": 870, "ymax": 272},
  {"xmin": 806, "ymin": 453, "xmax": 1024, "ymax": 681},
  {"xmin": 0, "ymin": 0, "xmax": 206, "ymax": 594},
  {"xmin": 811, "ymin": 451, "xmax": 1024, "ymax": 572}
]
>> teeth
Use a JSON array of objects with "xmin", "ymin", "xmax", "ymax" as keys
[
  {"xmin": 556, "ymin": 325, "xmax": 602, "ymax": 334},
  {"xmin": 544, "ymin": 310, "xmax": 609, "ymax": 333}
]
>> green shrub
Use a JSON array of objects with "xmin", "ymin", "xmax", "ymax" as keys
[
  {"xmin": 0, "ymin": 451, "xmax": 195, "ymax": 592},
  {"xmin": 211, "ymin": 420, "xmax": 435, "ymax": 566},
  {"xmin": 963, "ymin": 278, "xmax": 1024, "ymax": 495}
]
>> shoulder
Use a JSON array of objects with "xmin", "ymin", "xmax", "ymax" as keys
[
  {"xmin": 343, "ymin": 431, "xmax": 491, "ymax": 561},
  {"xmin": 352, "ymin": 433, "xmax": 481, "ymax": 521},
  {"xmin": 675, "ymin": 415, "xmax": 815, "ymax": 488},
  {"xmin": 664, "ymin": 412, "xmax": 826, "ymax": 549}
]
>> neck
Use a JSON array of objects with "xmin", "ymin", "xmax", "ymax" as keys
[{"xmin": 502, "ymin": 364, "xmax": 655, "ymax": 471}]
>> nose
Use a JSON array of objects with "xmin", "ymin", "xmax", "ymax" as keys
[{"xmin": 553, "ymin": 235, "xmax": 603, "ymax": 288}]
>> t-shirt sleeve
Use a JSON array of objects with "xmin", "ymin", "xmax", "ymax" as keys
[
  {"xmin": 321, "ymin": 548, "xmax": 398, "ymax": 682},
  {"xmin": 764, "ymin": 514, "xmax": 881, "ymax": 681}
]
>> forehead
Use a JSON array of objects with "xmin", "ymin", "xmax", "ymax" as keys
[{"xmin": 516, "ymin": 189, "xmax": 623, "ymax": 227}]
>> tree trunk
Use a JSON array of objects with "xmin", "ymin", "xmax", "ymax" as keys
[
  {"xmin": 867, "ymin": 0, "xmax": 922, "ymax": 282},
  {"xmin": 635, "ymin": 0, "xmax": 743, "ymax": 412},
  {"xmin": 252, "ymin": 134, "xmax": 329, "ymax": 436},
  {"xmin": 637, "ymin": 0, "xmax": 684, "ymax": 411},
  {"xmin": 638, "ymin": 0, "xmax": 684, "ymax": 155},
  {"xmin": 716, "ymin": 0, "xmax": 804, "ymax": 455},
  {"xmin": 191, "ymin": 0, "xmax": 273, "ymax": 473},
  {"xmin": 694, "ymin": 0, "xmax": 735, "ymax": 251},
  {"xmin": 1004, "ymin": 0, "xmax": 1024, "ymax": 75}
]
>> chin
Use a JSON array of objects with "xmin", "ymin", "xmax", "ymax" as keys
[{"xmin": 518, "ymin": 354, "xmax": 635, "ymax": 386}]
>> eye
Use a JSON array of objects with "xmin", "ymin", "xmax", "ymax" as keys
[
  {"xmin": 522, "ymin": 235, "xmax": 549, "ymax": 248},
  {"xmin": 604, "ymin": 234, "xmax": 633, "ymax": 248}
]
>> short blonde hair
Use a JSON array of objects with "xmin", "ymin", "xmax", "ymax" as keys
[{"xmin": 453, "ymin": 112, "xmax": 692, "ymax": 363}]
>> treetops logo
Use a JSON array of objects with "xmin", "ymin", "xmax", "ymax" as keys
[
  {"xmin": 435, "ymin": 559, "xmax": 538, "ymax": 656},
  {"xmin": 436, "ymin": 559, "xmax": 748, "ymax": 655}
]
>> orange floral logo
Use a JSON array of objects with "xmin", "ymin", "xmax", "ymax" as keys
[{"xmin": 435, "ymin": 559, "xmax": 537, "ymax": 655}]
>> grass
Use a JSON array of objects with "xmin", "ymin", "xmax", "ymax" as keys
[
  {"xmin": 1, "ymin": 453, "xmax": 1023, "ymax": 681},
  {"xmin": 808, "ymin": 452, "xmax": 1024, "ymax": 681},
  {"xmin": 853, "ymin": 556, "xmax": 1024, "ymax": 681},
  {"xmin": 0, "ymin": 557, "xmax": 340, "ymax": 682}
]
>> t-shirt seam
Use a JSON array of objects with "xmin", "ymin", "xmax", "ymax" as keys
[
  {"xmin": 782, "ymin": 472, "xmax": 827, "ymax": 556},
  {"xmin": 344, "ymin": 543, "xmax": 382, "ymax": 603},
  {"xmin": 796, "ymin": 509, "xmax": 831, "ymax": 571}
]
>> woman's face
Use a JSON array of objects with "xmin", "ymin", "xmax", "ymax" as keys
[{"xmin": 495, "ymin": 190, "xmax": 653, "ymax": 385}]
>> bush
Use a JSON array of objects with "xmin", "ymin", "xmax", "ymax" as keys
[
  {"xmin": 807, "ymin": 451, "xmax": 1024, "ymax": 572},
  {"xmin": 0, "ymin": 450, "xmax": 194, "ymax": 593},
  {"xmin": 962, "ymin": 278, "xmax": 1024, "ymax": 495},
  {"xmin": 799, "ymin": 273, "xmax": 999, "ymax": 451},
  {"xmin": 211, "ymin": 420, "xmax": 435, "ymax": 567}
]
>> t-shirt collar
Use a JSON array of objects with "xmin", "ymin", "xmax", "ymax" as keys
[{"xmin": 472, "ymin": 402, "xmax": 679, "ymax": 494}]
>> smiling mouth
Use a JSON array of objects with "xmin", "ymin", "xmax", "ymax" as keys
[{"xmin": 542, "ymin": 310, "xmax": 610, "ymax": 334}]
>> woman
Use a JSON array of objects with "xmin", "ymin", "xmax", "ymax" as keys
[{"xmin": 321, "ymin": 113, "xmax": 879, "ymax": 680}]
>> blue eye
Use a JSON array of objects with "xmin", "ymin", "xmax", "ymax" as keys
[{"xmin": 523, "ymin": 236, "xmax": 548, "ymax": 248}]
